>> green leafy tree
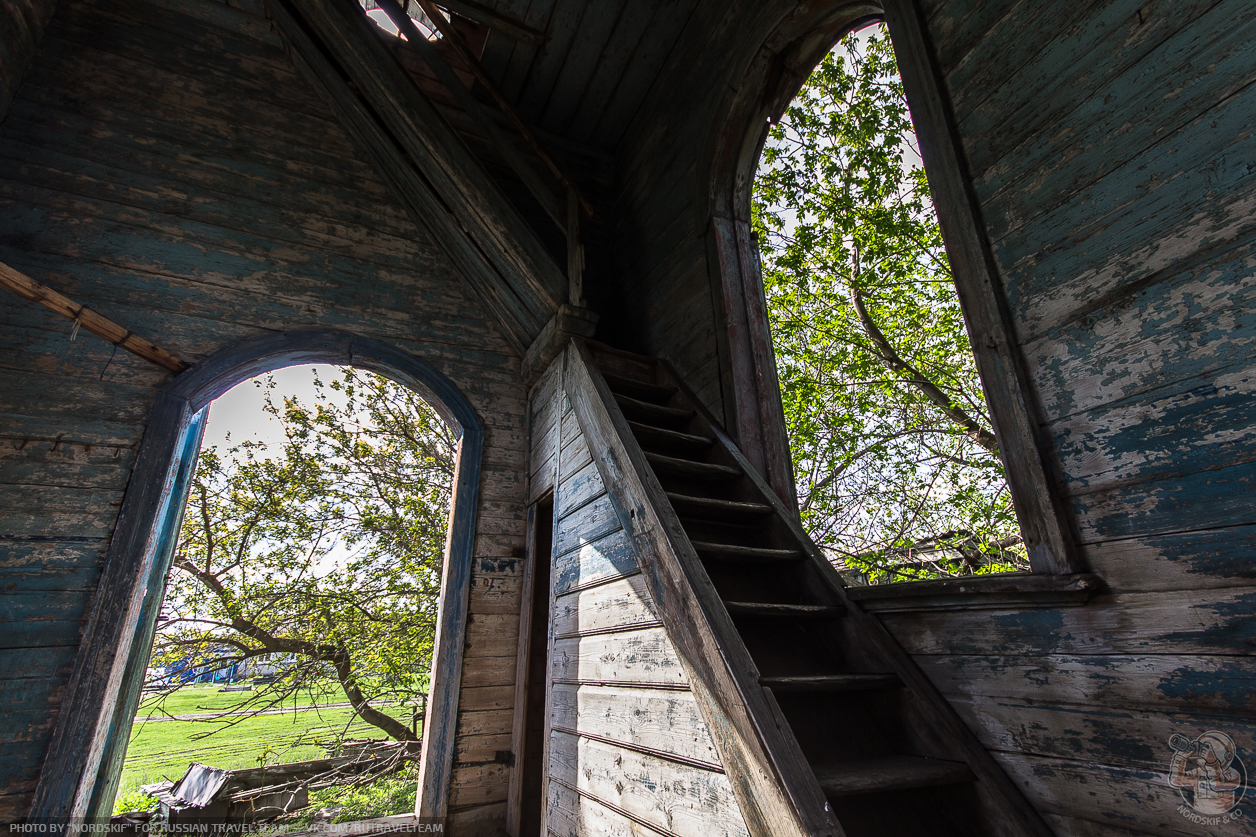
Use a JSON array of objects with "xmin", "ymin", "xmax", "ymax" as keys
[
  {"xmin": 753, "ymin": 24, "xmax": 1026, "ymax": 583},
  {"xmin": 152, "ymin": 368, "xmax": 456, "ymax": 741}
]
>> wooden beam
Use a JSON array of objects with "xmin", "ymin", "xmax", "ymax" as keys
[
  {"xmin": 434, "ymin": 0, "xmax": 542, "ymax": 43},
  {"xmin": 26, "ymin": 332, "xmax": 484, "ymax": 822},
  {"xmin": 563, "ymin": 340, "xmax": 838, "ymax": 837},
  {"xmin": 267, "ymin": 0, "xmax": 565, "ymax": 354},
  {"xmin": 0, "ymin": 260, "xmax": 189, "ymax": 373},
  {"xmin": 520, "ymin": 303, "xmax": 597, "ymax": 386},
  {"xmin": 881, "ymin": 0, "xmax": 1080, "ymax": 575},
  {"xmin": 410, "ymin": 0, "xmax": 595, "ymax": 219},
  {"xmin": 367, "ymin": 0, "xmax": 542, "ymax": 43},
  {"xmin": 373, "ymin": 0, "xmax": 566, "ymax": 229},
  {"xmin": 565, "ymin": 187, "xmax": 584, "ymax": 306},
  {"xmin": 661, "ymin": 356, "xmax": 1057, "ymax": 837}
]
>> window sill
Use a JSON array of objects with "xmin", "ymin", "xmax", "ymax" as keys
[{"xmin": 843, "ymin": 572, "xmax": 1103, "ymax": 613}]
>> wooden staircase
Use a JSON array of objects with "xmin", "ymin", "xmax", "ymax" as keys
[{"xmin": 563, "ymin": 339, "xmax": 1053, "ymax": 837}]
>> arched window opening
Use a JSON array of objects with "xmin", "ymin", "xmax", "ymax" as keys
[
  {"xmin": 753, "ymin": 22, "xmax": 1027, "ymax": 586},
  {"xmin": 110, "ymin": 365, "xmax": 456, "ymax": 822},
  {"xmin": 28, "ymin": 333, "xmax": 481, "ymax": 826}
]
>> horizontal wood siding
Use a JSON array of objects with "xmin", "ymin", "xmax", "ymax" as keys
[
  {"xmin": 0, "ymin": 0, "xmax": 525, "ymax": 826},
  {"xmin": 862, "ymin": 3, "xmax": 1256, "ymax": 835},
  {"xmin": 527, "ymin": 361, "xmax": 562, "ymax": 503},
  {"xmin": 543, "ymin": 391, "xmax": 749, "ymax": 836}
]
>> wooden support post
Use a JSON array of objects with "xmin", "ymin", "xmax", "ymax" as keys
[
  {"xmin": 566, "ymin": 186, "xmax": 583, "ymax": 307},
  {"xmin": 520, "ymin": 303, "xmax": 597, "ymax": 386},
  {"xmin": 707, "ymin": 218, "xmax": 796, "ymax": 513},
  {"xmin": 0, "ymin": 260, "xmax": 189, "ymax": 373}
]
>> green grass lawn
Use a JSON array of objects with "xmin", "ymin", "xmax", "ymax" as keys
[
  {"xmin": 114, "ymin": 684, "xmax": 415, "ymax": 814},
  {"xmin": 136, "ymin": 681, "xmax": 344, "ymax": 719}
]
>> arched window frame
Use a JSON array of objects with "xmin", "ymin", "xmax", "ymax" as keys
[
  {"xmin": 705, "ymin": 0, "xmax": 1084, "ymax": 586},
  {"xmin": 28, "ymin": 330, "xmax": 482, "ymax": 821}
]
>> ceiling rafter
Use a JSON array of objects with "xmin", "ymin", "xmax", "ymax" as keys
[{"xmin": 267, "ymin": 0, "xmax": 567, "ymax": 356}]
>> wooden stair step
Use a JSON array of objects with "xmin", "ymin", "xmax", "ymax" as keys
[
  {"xmin": 723, "ymin": 601, "xmax": 846, "ymax": 618},
  {"xmin": 760, "ymin": 674, "xmax": 901, "ymax": 692},
  {"xmin": 645, "ymin": 452, "xmax": 741, "ymax": 481},
  {"xmin": 666, "ymin": 493, "xmax": 772, "ymax": 519},
  {"xmin": 812, "ymin": 756, "xmax": 974, "ymax": 798},
  {"xmin": 629, "ymin": 421, "xmax": 714, "ymax": 449},
  {"xmin": 613, "ymin": 393, "xmax": 694, "ymax": 425},
  {"xmin": 602, "ymin": 373, "xmax": 677, "ymax": 404},
  {"xmin": 691, "ymin": 542, "xmax": 803, "ymax": 562}
]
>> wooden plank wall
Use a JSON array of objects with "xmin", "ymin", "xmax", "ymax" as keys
[
  {"xmin": 0, "ymin": 0, "xmax": 527, "ymax": 828},
  {"xmin": 865, "ymin": 3, "xmax": 1256, "ymax": 835},
  {"xmin": 611, "ymin": 0, "xmax": 1256, "ymax": 834},
  {"xmin": 530, "ymin": 358, "xmax": 750, "ymax": 837},
  {"xmin": 609, "ymin": 0, "xmax": 802, "ymax": 433},
  {"xmin": 474, "ymin": 0, "xmax": 701, "ymax": 149}
]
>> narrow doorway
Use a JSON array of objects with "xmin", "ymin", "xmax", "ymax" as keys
[{"xmin": 514, "ymin": 493, "xmax": 553, "ymax": 836}]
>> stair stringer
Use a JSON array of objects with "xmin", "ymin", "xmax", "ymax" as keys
[
  {"xmin": 651, "ymin": 356, "xmax": 1059, "ymax": 837},
  {"xmin": 564, "ymin": 340, "xmax": 844, "ymax": 837}
]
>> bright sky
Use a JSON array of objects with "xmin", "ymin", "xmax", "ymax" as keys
[
  {"xmin": 201, "ymin": 364, "xmax": 343, "ymax": 455},
  {"xmin": 198, "ymin": 364, "xmax": 363, "ymax": 575}
]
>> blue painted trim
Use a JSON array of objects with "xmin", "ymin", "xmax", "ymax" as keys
[
  {"xmin": 86, "ymin": 405, "xmax": 208, "ymax": 817},
  {"xmin": 31, "ymin": 330, "xmax": 481, "ymax": 821}
]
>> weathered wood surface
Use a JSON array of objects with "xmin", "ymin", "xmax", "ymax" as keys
[
  {"xmin": 880, "ymin": 588, "xmax": 1256, "ymax": 657},
  {"xmin": 555, "ymin": 459, "xmax": 604, "ymax": 518},
  {"xmin": 551, "ymin": 628, "xmax": 689, "ymax": 688},
  {"xmin": 1079, "ymin": 525, "xmax": 1256, "ymax": 594},
  {"xmin": 917, "ymin": 652, "xmax": 1256, "ymax": 717},
  {"xmin": 553, "ymin": 496, "xmax": 624, "ymax": 561},
  {"xmin": 552, "ymin": 528, "xmax": 639, "ymax": 597},
  {"xmin": 528, "ymin": 419, "xmax": 559, "ymax": 502},
  {"xmin": 550, "ymin": 684, "xmax": 723, "ymax": 769},
  {"xmin": 553, "ymin": 574, "xmax": 660, "ymax": 638},
  {"xmin": 997, "ymin": 754, "xmax": 1230, "ymax": 837},
  {"xmin": 946, "ymin": 693, "xmax": 1256, "ymax": 775},
  {"xmin": 564, "ymin": 343, "xmax": 837, "ymax": 837},
  {"xmin": 540, "ymin": 359, "xmax": 748, "ymax": 836},
  {"xmin": 546, "ymin": 781, "xmax": 644, "ymax": 837},
  {"xmin": 845, "ymin": 3, "xmax": 1256, "ymax": 835},
  {"xmin": 549, "ymin": 732, "xmax": 750, "ymax": 837},
  {"xmin": 558, "ymin": 432, "xmax": 591, "ymax": 482},
  {"xmin": 0, "ymin": 0, "xmax": 528, "ymax": 824}
]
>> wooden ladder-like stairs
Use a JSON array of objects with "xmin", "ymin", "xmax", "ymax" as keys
[{"xmin": 564, "ymin": 340, "xmax": 1053, "ymax": 837}]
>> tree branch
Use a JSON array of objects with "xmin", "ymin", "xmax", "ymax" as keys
[{"xmin": 849, "ymin": 284, "xmax": 1000, "ymax": 455}]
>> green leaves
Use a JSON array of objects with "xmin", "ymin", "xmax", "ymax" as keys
[
  {"xmin": 754, "ymin": 26, "xmax": 1026, "ymax": 583},
  {"xmin": 156, "ymin": 368, "xmax": 454, "ymax": 740}
]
